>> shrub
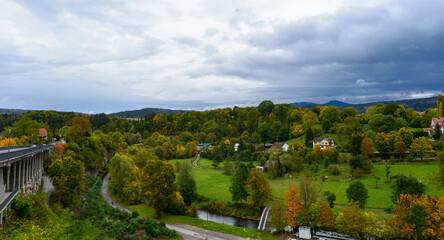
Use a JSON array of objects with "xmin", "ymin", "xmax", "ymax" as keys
[{"xmin": 328, "ymin": 165, "xmax": 341, "ymax": 175}]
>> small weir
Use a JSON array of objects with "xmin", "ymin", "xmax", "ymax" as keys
[{"xmin": 197, "ymin": 210, "xmax": 259, "ymax": 229}]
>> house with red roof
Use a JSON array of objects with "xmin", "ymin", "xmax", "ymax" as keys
[
  {"xmin": 423, "ymin": 117, "xmax": 444, "ymax": 134},
  {"xmin": 38, "ymin": 128, "xmax": 48, "ymax": 141}
]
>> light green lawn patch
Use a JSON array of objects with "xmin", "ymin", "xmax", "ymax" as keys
[{"xmin": 286, "ymin": 136, "xmax": 305, "ymax": 145}]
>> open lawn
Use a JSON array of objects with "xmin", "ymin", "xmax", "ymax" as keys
[{"xmin": 175, "ymin": 158, "xmax": 444, "ymax": 219}]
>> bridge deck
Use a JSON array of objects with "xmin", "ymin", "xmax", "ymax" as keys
[{"xmin": 0, "ymin": 145, "xmax": 53, "ymax": 163}]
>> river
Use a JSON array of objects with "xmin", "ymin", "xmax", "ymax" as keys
[{"xmin": 197, "ymin": 210, "xmax": 259, "ymax": 229}]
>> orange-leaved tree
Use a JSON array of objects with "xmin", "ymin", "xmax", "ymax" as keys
[
  {"xmin": 0, "ymin": 138, "xmax": 17, "ymax": 147},
  {"xmin": 284, "ymin": 185, "xmax": 303, "ymax": 228}
]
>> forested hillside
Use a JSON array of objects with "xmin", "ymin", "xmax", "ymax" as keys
[{"xmin": 110, "ymin": 107, "xmax": 188, "ymax": 118}]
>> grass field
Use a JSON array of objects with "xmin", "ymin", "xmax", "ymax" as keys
[
  {"xmin": 170, "ymin": 157, "xmax": 444, "ymax": 219},
  {"xmin": 111, "ymin": 191, "xmax": 277, "ymax": 239}
]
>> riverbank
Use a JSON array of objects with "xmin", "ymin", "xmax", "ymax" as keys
[{"xmin": 102, "ymin": 173, "xmax": 276, "ymax": 239}]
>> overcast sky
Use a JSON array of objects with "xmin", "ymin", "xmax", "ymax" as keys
[{"xmin": 1, "ymin": 0, "xmax": 443, "ymax": 113}]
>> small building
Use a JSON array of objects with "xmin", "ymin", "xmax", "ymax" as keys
[
  {"xmin": 234, "ymin": 143, "xmax": 240, "ymax": 151},
  {"xmin": 38, "ymin": 128, "xmax": 48, "ymax": 141},
  {"xmin": 272, "ymin": 142, "xmax": 289, "ymax": 152},
  {"xmin": 313, "ymin": 137, "xmax": 336, "ymax": 149},
  {"xmin": 423, "ymin": 117, "xmax": 444, "ymax": 135},
  {"xmin": 197, "ymin": 143, "xmax": 212, "ymax": 152},
  {"xmin": 256, "ymin": 166, "xmax": 264, "ymax": 172}
]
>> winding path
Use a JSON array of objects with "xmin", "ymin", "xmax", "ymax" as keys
[{"xmin": 101, "ymin": 173, "xmax": 250, "ymax": 240}]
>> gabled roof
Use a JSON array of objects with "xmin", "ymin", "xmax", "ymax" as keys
[
  {"xmin": 313, "ymin": 137, "xmax": 335, "ymax": 144},
  {"xmin": 432, "ymin": 118, "xmax": 444, "ymax": 126},
  {"xmin": 38, "ymin": 128, "xmax": 48, "ymax": 137},
  {"xmin": 272, "ymin": 142, "xmax": 287, "ymax": 148}
]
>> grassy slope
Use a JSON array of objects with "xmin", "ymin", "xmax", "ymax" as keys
[{"xmin": 173, "ymin": 157, "xmax": 443, "ymax": 219}]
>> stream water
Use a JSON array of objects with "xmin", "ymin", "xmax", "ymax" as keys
[{"xmin": 197, "ymin": 210, "xmax": 260, "ymax": 229}]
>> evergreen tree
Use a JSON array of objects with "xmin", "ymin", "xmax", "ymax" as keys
[
  {"xmin": 305, "ymin": 127, "xmax": 314, "ymax": 147},
  {"xmin": 178, "ymin": 160, "xmax": 197, "ymax": 205},
  {"xmin": 229, "ymin": 163, "xmax": 250, "ymax": 203},
  {"xmin": 433, "ymin": 122, "xmax": 442, "ymax": 140}
]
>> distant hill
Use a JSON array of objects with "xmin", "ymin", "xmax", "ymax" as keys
[
  {"xmin": 291, "ymin": 97, "xmax": 437, "ymax": 113},
  {"xmin": 110, "ymin": 107, "xmax": 188, "ymax": 118},
  {"xmin": 0, "ymin": 108, "xmax": 28, "ymax": 115},
  {"xmin": 290, "ymin": 100, "xmax": 350, "ymax": 108},
  {"xmin": 324, "ymin": 100, "xmax": 350, "ymax": 107},
  {"xmin": 347, "ymin": 96, "xmax": 437, "ymax": 113},
  {"xmin": 289, "ymin": 101, "xmax": 318, "ymax": 106}
]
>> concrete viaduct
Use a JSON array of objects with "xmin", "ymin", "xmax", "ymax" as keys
[{"xmin": 0, "ymin": 145, "xmax": 53, "ymax": 225}]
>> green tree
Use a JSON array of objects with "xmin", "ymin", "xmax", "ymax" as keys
[
  {"xmin": 305, "ymin": 127, "xmax": 314, "ymax": 147},
  {"xmin": 324, "ymin": 191, "xmax": 336, "ymax": 208},
  {"xmin": 320, "ymin": 106, "xmax": 341, "ymax": 132},
  {"xmin": 48, "ymin": 156, "xmax": 86, "ymax": 209},
  {"xmin": 438, "ymin": 152, "xmax": 444, "ymax": 186},
  {"xmin": 229, "ymin": 163, "xmax": 250, "ymax": 203},
  {"xmin": 142, "ymin": 160, "xmax": 177, "ymax": 219},
  {"xmin": 438, "ymin": 93, "xmax": 444, "ymax": 117},
  {"xmin": 246, "ymin": 169, "xmax": 273, "ymax": 213},
  {"xmin": 269, "ymin": 201, "xmax": 287, "ymax": 232},
  {"xmin": 433, "ymin": 123, "xmax": 442, "ymax": 141},
  {"xmin": 391, "ymin": 174, "xmax": 425, "ymax": 204},
  {"xmin": 258, "ymin": 100, "xmax": 275, "ymax": 116},
  {"xmin": 109, "ymin": 154, "xmax": 134, "ymax": 197},
  {"xmin": 345, "ymin": 180, "xmax": 369, "ymax": 209},
  {"xmin": 178, "ymin": 160, "xmax": 197, "ymax": 205},
  {"xmin": 340, "ymin": 107, "xmax": 357, "ymax": 120},
  {"xmin": 299, "ymin": 174, "xmax": 322, "ymax": 207}
]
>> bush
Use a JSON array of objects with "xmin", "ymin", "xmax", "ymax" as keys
[
  {"xmin": 328, "ymin": 165, "xmax": 341, "ymax": 175},
  {"xmin": 310, "ymin": 163, "xmax": 319, "ymax": 173},
  {"xmin": 406, "ymin": 154, "xmax": 414, "ymax": 163},
  {"xmin": 350, "ymin": 169, "xmax": 364, "ymax": 179},
  {"xmin": 12, "ymin": 196, "xmax": 34, "ymax": 218}
]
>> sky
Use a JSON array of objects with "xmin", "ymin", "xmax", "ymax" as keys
[{"xmin": 0, "ymin": 0, "xmax": 443, "ymax": 113}]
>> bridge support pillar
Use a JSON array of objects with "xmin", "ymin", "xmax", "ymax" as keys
[
  {"xmin": 0, "ymin": 167, "xmax": 4, "ymax": 194},
  {"xmin": 18, "ymin": 160, "xmax": 22, "ymax": 189},
  {"xmin": 6, "ymin": 165, "xmax": 10, "ymax": 192}
]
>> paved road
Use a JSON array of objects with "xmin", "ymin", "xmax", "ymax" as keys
[
  {"xmin": 42, "ymin": 176, "xmax": 54, "ymax": 208},
  {"xmin": 101, "ymin": 173, "xmax": 250, "ymax": 240}
]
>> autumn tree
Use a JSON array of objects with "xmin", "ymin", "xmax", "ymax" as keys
[
  {"xmin": 394, "ymin": 140, "xmax": 407, "ymax": 159},
  {"xmin": 142, "ymin": 160, "xmax": 177, "ymax": 219},
  {"xmin": 375, "ymin": 132, "xmax": 392, "ymax": 153},
  {"xmin": 410, "ymin": 137, "xmax": 433, "ymax": 161},
  {"xmin": 345, "ymin": 181, "xmax": 369, "ymax": 209},
  {"xmin": 178, "ymin": 160, "xmax": 197, "ymax": 205},
  {"xmin": 66, "ymin": 115, "xmax": 92, "ymax": 143},
  {"xmin": 389, "ymin": 194, "xmax": 444, "ymax": 240},
  {"xmin": 0, "ymin": 138, "xmax": 17, "ymax": 147},
  {"xmin": 48, "ymin": 156, "xmax": 86, "ymax": 209},
  {"xmin": 319, "ymin": 202, "xmax": 335, "ymax": 230},
  {"xmin": 336, "ymin": 203, "xmax": 385, "ymax": 239},
  {"xmin": 284, "ymin": 185, "xmax": 303, "ymax": 228},
  {"xmin": 360, "ymin": 137, "xmax": 374, "ymax": 157},
  {"xmin": 246, "ymin": 169, "xmax": 273, "ymax": 213}
]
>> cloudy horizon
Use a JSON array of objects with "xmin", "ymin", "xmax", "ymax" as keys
[{"xmin": 1, "ymin": 0, "xmax": 443, "ymax": 113}]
